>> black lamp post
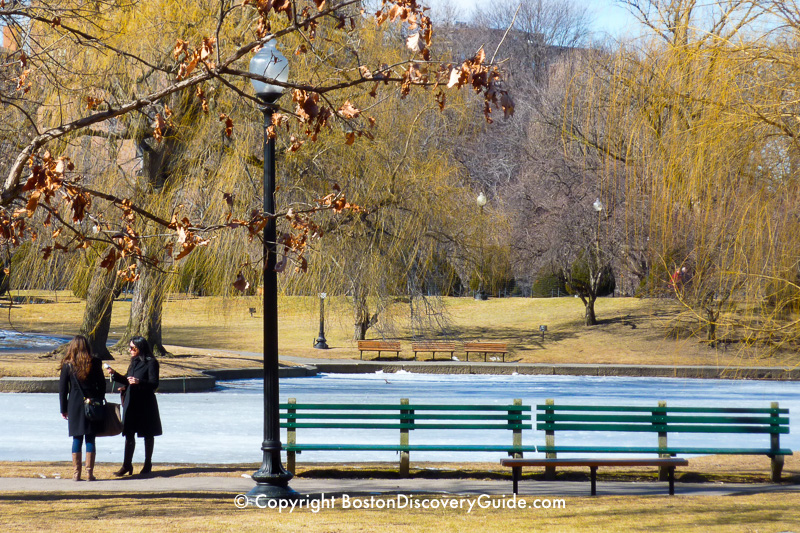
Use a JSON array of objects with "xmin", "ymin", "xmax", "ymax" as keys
[
  {"xmin": 246, "ymin": 40, "xmax": 297, "ymax": 502},
  {"xmin": 475, "ymin": 192, "xmax": 488, "ymax": 300},
  {"xmin": 313, "ymin": 293, "xmax": 329, "ymax": 349}
]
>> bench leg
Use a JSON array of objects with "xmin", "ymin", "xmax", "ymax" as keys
[
  {"xmin": 287, "ymin": 451, "xmax": 296, "ymax": 474},
  {"xmin": 512, "ymin": 466, "xmax": 521, "ymax": 495},
  {"xmin": 668, "ymin": 467, "xmax": 675, "ymax": 495},
  {"xmin": 590, "ymin": 466, "xmax": 598, "ymax": 496},
  {"xmin": 400, "ymin": 451, "xmax": 410, "ymax": 477},
  {"xmin": 771, "ymin": 455, "xmax": 784, "ymax": 482}
]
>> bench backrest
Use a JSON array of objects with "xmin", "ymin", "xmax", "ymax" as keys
[
  {"xmin": 411, "ymin": 341, "xmax": 457, "ymax": 350},
  {"xmin": 281, "ymin": 399, "xmax": 531, "ymax": 431},
  {"xmin": 464, "ymin": 342, "xmax": 508, "ymax": 352},
  {"xmin": 357, "ymin": 340, "xmax": 401, "ymax": 350},
  {"xmin": 537, "ymin": 403, "xmax": 789, "ymax": 435}
]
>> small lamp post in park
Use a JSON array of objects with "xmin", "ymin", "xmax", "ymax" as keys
[
  {"xmin": 246, "ymin": 40, "xmax": 297, "ymax": 502},
  {"xmin": 475, "ymin": 192, "xmax": 488, "ymax": 301},
  {"xmin": 314, "ymin": 293, "xmax": 329, "ymax": 349}
]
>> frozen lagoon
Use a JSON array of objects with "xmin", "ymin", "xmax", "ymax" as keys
[{"xmin": 2, "ymin": 372, "xmax": 798, "ymax": 465}]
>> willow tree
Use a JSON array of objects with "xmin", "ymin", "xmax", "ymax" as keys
[
  {"xmin": 573, "ymin": 0, "xmax": 800, "ymax": 351},
  {"xmin": 277, "ymin": 26, "xmax": 483, "ymax": 339},
  {"xmin": 0, "ymin": 1, "xmax": 513, "ymax": 353}
]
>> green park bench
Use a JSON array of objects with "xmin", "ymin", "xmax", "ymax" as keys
[
  {"xmin": 533, "ymin": 400, "xmax": 791, "ymax": 483},
  {"xmin": 280, "ymin": 398, "xmax": 537, "ymax": 476}
]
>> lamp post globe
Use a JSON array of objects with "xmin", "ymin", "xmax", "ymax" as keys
[
  {"xmin": 249, "ymin": 41, "xmax": 289, "ymax": 103},
  {"xmin": 246, "ymin": 39, "xmax": 297, "ymax": 503}
]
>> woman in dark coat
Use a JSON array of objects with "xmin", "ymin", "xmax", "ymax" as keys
[
  {"xmin": 59, "ymin": 335, "xmax": 105, "ymax": 481},
  {"xmin": 107, "ymin": 336, "xmax": 162, "ymax": 476}
]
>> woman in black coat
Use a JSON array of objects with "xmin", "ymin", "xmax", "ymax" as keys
[
  {"xmin": 107, "ymin": 336, "xmax": 162, "ymax": 476},
  {"xmin": 59, "ymin": 335, "xmax": 105, "ymax": 481}
]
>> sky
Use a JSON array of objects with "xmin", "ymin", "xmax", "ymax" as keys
[{"xmin": 427, "ymin": 0, "xmax": 641, "ymax": 39}]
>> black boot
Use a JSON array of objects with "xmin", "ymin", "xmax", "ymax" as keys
[
  {"xmin": 114, "ymin": 436, "xmax": 135, "ymax": 477},
  {"xmin": 140, "ymin": 436, "xmax": 154, "ymax": 476}
]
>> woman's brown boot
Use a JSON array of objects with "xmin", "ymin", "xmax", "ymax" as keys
[
  {"xmin": 71, "ymin": 453, "xmax": 82, "ymax": 481},
  {"xmin": 85, "ymin": 451, "xmax": 96, "ymax": 481}
]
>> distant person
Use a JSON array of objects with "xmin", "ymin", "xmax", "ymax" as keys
[
  {"xmin": 59, "ymin": 335, "xmax": 105, "ymax": 481},
  {"xmin": 106, "ymin": 336, "xmax": 162, "ymax": 476}
]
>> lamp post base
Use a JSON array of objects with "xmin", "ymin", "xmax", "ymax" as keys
[
  {"xmin": 313, "ymin": 337, "xmax": 329, "ymax": 349},
  {"xmin": 246, "ymin": 482, "xmax": 301, "ymax": 504}
]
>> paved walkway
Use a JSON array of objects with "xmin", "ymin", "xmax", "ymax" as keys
[{"xmin": 2, "ymin": 476, "xmax": 798, "ymax": 498}]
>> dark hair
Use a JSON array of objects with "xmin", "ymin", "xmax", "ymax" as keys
[
  {"xmin": 130, "ymin": 336, "xmax": 153, "ymax": 358},
  {"xmin": 60, "ymin": 335, "xmax": 93, "ymax": 381}
]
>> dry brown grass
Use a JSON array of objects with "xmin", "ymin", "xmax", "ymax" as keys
[
  {"xmin": 0, "ymin": 293, "xmax": 797, "ymax": 378},
  {"xmin": 0, "ymin": 490, "xmax": 798, "ymax": 532}
]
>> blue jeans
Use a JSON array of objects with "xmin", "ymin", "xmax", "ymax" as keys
[{"xmin": 72, "ymin": 434, "xmax": 96, "ymax": 454}]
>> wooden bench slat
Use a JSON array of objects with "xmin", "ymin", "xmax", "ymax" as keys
[
  {"xmin": 538, "ymin": 404, "xmax": 789, "ymax": 414},
  {"xmin": 284, "ymin": 422, "xmax": 533, "ymax": 430},
  {"xmin": 538, "ymin": 446, "xmax": 795, "ymax": 455},
  {"xmin": 282, "ymin": 403, "xmax": 531, "ymax": 411},
  {"xmin": 538, "ymin": 422, "xmax": 789, "ymax": 433},
  {"xmin": 464, "ymin": 342, "xmax": 508, "ymax": 349},
  {"xmin": 286, "ymin": 444, "xmax": 538, "ymax": 452},
  {"xmin": 283, "ymin": 413, "xmax": 531, "ymax": 421},
  {"xmin": 540, "ymin": 414, "xmax": 790, "ymax": 425}
]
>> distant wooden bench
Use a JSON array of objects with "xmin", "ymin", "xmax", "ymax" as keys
[
  {"xmin": 411, "ymin": 341, "xmax": 457, "ymax": 360},
  {"xmin": 281, "ymin": 398, "xmax": 537, "ymax": 476},
  {"xmin": 464, "ymin": 342, "xmax": 508, "ymax": 362},
  {"xmin": 501, "ymin": 457, "xmax": 688, "ymax": 495},
  {"xmin": 357, "ymin": 340, "xmax": 401, "ymax": 360},
  {"xmin": 537, "ymin": 400, "xmax": 792, "ymax": 482}
]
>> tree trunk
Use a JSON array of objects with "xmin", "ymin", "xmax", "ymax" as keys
[
  {"xmin": 584, "ymin": 296, "xmax": 598, "ymax": 326},
  {"xmin": 353, "ymin": 294, "xmax": 376, "ymax": 340},
  {"xmin": 113, "ymin": 260, "xmax": 169, "ymax": 357},
  {"xmin": 706, "ymin": 309, "xmax": 717, "ymax": 347},
  {"xmin": 79, "ymin": 245, "xmax": 120, "ymax": 360}
]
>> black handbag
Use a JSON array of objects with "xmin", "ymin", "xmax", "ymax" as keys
[
  {"xmin": 83, "ymin": 397, "xmax": 106, "ymax": 422},
  {"xmin": 74, "ymin": 368, "xmax": 106, "ymax": 422}
]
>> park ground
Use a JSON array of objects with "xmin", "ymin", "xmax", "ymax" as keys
[
  {"xmin": 0, "ymin": 292, "xmax": 797, "ymax": 378},
  {"xmin": 1, "ymin": 454, "xmax": 799, "ymax": 532},
  {"xmin": 2, "ymin": 293, "xmax": 798, "ymax": 531}
]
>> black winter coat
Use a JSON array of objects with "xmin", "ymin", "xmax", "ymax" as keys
[
  {"xmin": 59, "ymin": 358, "xmax": 106, "ymax": 437},
  {"xmin": 112, "ymin": 355, "xmax": 162, "ymax": 437}
]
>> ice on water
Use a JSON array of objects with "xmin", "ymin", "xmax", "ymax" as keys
[{"xmin": 2, "ymin": 372, "xmax": 799, "ymax": 464}]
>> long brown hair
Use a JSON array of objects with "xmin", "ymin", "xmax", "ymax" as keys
[{"xmin": 59, "ymin": 335, "xmax": 93, "ymax": 381}]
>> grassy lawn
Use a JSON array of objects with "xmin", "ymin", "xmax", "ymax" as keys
[
  {"xmin": 1, "ymin": 491, "xmax": 798, "ymax": 532},
  {"xmin": 0, "ymin": 292, "xmax": 797, "ymax": 377},
  {"xmin": 1, "ymin": 455, "xmax": 799, "ymax": 532}
]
